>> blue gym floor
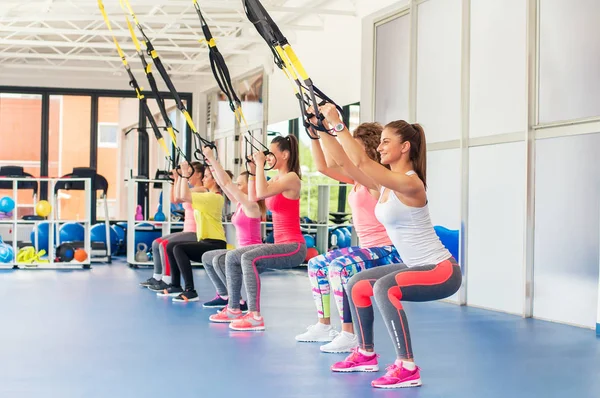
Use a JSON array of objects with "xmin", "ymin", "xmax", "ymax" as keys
[{"xmin": 1, "ymin": 260, "xmax": 599, "ymax": 398}]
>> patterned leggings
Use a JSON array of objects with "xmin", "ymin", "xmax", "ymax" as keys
[{"xmin": 307, "ymin": 245, "xmax": 401, "ymax": 322}]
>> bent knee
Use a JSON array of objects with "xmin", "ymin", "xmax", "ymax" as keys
[{"xmin": 349, "ymin": 278, "xmax": 374, "ymax": 307}]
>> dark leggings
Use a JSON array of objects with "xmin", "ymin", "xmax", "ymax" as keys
[
  {"xmin": 347, "ymin": 258, "xmax": 461, "ymax": 359},
  {"xmin": 170, "ymin": 239, "xmax": 227, "ymax": 291}
]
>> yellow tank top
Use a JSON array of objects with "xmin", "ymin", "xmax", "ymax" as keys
[{"xmin": 191, "ymin": 192, "xmax": 226, "ymax": 242}]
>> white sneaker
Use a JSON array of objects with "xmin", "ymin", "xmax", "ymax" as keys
[
  {"xmin": 320, "ymin": 331, "xmax": 359, "ymax": 353},
  {"xmin": 295, "ymin": 322, "xmax": 338, "ymax": 342}
]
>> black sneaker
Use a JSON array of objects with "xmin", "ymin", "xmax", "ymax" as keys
[
  {"xmin": 140, "ymin": 277, "xmax": 159, "ymax": 287},
  {"xmin": 173, "ymin": 290, "xmax": 199, "ymax": 302},
  {"xmin": 148, "ymin": 280, "xmax": 169, "ymax": 292},
  {"xmin": 202, "ymin": 295, "xmax": 228, "ymax": 308},
  {"xmin": 156, "ymin": 284, "xmax": 184, "ymax": 297}
]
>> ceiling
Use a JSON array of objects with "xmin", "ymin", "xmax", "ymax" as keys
[{"xmin": 0, "ymin": 0, "xmax": 357, "ymax": 83}]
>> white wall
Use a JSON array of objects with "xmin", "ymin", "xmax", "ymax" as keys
[{"xmin": 363, "ymin": 0, "xmax": 600, "ymax": 328}]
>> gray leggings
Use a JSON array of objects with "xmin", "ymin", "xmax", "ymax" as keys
[
  {"xmin": 152, "ymin": 232, "xmax": 197, "ymax": 275},
  {"xmin": 201, "ymin": 249, "xmax": 229, "ymax": 297},
  {"xmin": 226, "ymin": 242, "xmax": 307, "ymax": 312},
  {"xmin": 347, "ymin": 258, "xmax": 461, "ymax": 359}
]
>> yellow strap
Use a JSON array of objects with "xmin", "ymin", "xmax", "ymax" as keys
[
  {"xmin": 124, "ymin": 14, "xmax": 143, "ymax": 53},
  {"xmin": 166, "ymin": 126, "xmax": 177, "ymax": 145},
  {"xmin": 182, "ymin": 110, "xmax": 198, "ymax": 134},
  {"xmin": 283, "ymin": 45, "xmax": 310, "ymax": 82}
]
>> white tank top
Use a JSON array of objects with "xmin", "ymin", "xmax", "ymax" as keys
[{"xmin": 374, "ymin": 171, "xmax": 451, "ymax": 268}]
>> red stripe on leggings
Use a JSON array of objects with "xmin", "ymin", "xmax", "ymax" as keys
[
  {"xmin": 250, "ymin": 243, "xmax": 302, "ymax": 312},
  {"xmin": 161, "ymin": 239, "xmax": 170, "ymax": 276}
]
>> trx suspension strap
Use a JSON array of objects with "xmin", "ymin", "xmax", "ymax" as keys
[
  {"xmin": 120, "ymin": 0, "xmax": 217, "ymax": 165},
  {"xmin": 242, "ymin": 0, "xmax": 344, "ymax": 140},
  {"xmin": 97, "ymin": 0, "xmax": 176, "ymax": 170},
  {"xmin": 120, "ymin": 9, "xmax": 187, "ymax": 167},
  {"xmin": 193, "ymin": 0, "xmax": 275, "ymax": 175}
]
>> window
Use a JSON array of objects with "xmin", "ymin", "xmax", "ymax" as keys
[{"xmin": 98, "ymin": 123, "xmax": 118, "ymax": 148}]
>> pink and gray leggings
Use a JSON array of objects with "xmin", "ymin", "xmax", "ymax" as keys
[{"xmin": 226, "ymin": 242, "xmax": 307, "ymax": 312}]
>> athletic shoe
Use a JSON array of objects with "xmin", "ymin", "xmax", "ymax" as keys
[
  {"xmin": 203, "ymin": 295, "xmax": 228, "ymax": 308},
  {"xmin": 139, "ymin": 277, "xmax": 159, "ymax": 287},
  {"xmin": 295, "ymin": 322, "xmax": 338, "ymax": 342},
  {"xmin": 220, "ymin": 301, "xmax": 249, "ymax": 312},
  {"xmin": 209, "ymin": 307, "xmax": 244, "ymax": 323},
  {"xmin": 173, "ymin": 290, "xmax": 199, "ymax": 302},
  {"xmin": 148, "ymin": 280, "xmax": 169, "ymax": 292},
  {"xmin": 156, "ymin": 285, "xmax": 184, "ymax": 297},
  {"xmin": 371, "ymin": 363, "xmax": 422, "ymax": 389},
  {"xmin": 331, "ymin": 347, "xmax": 379, "ymax": 372},
  {"xmin": 320, "ymin": 331, "xmax": 359, "ymax": 353},
  {"xmin": 229, "ymin": 313, "xmax": 265, "ymax": 331}
]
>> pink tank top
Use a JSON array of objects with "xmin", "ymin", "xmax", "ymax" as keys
[
  {"xmin": 348, "ymin": 184, "xmax": 392, "ymax": 248},
  {"xmin": 182, "ymin": 202, "xmax": 196, "ymax": 233},
  {"xmin": 265, "ymin": 193, "xmax": 304, "ymax": 244},
  {"xmin": 231, "ymin": 205, "xmax": 262, "ymax": 246}
]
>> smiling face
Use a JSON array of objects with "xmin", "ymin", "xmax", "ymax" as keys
[{"xmin": 377, "ymin": 127, "xmax": 409, "ymax": 165}]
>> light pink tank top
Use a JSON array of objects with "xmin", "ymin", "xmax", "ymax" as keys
[
  {"xmin": 348, "ymin": 184, "xmax": 392, "ymax": 248},
  {"xmin": 182, "ymin": 202, "xmax": 197, "ymax": 233},
  {"xmin": 231, "ymin": 205, "xmax": 262, "ymax": 246}
]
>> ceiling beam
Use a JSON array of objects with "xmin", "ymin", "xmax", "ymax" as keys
[{"xmin": 0, "ymin": 62, "xmax": 212, "ymax": 77}]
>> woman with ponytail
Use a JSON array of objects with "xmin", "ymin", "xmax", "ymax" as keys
[
  {"xmin": 216, "ymin": 134, "xmax": 307, "ymax": 330},
  {"xmin": 319, "ymin": 104, "xmax": 461, "ymax": 389},
  {"xmin": 199, "ymin": 147, "xmax": 265, "ymax": 312}
]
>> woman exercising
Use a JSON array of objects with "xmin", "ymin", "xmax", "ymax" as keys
[
  {"xmin": 157, "ymin": 161, "xmax": 228, "ymax": 302},
  {"xmin": 321, "ymin": 104, "xmax": 461, "ymax": 389},
  {"xmin": 296, "ymin": 120, "xmax": 401, "ymax": 354},
  {"xmin": 200, "ymin": 147, "xmax": 265, "ymax": 313},
  {"xmin": 220, "ymin": 135, "xmax": 307, "ymax": 331},
  {"xmin": 142, "ymin": 163, "xmax": 204, "ymax": 292}
]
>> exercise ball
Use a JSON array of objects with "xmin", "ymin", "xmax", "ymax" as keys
[
  {"xmin": 35, "ymin": 200, "xmax": 52, "ymax": 217},
  {"xmin": 30, "ymin": 222, "xmax": 58, "ymax": 252},
  {"xmin": 0, "ymin": 197, "xmax": 15, "ymax": 214},
  {"xmin": 0, "ymin": 242, "xmax": 14, "ymax": 263},
  {"xmin": 303, "ymin": 234, "xmax": 315, "ymax": 248},
  {"xmin": 59, "ymin": 222, "xmax": 85, "ymax": 243},
  {"xmin": 90, "ymin": 223, "xmax": 119, "ymax": 255},
  {"xmin": 134, "ymin": 222, "xmax": 162, "ymax": 251},
  {"xmin": 330, "ymin": 229, "xmax": 346, "ymax": 249},
  {"xmin": 74, "ymin": 249, "xmax": 88, "ymax": 262},
  {"xmin": 434, "ymin": 226, "xmax": 459, "ymax": 261},
  {"xmin": 341, "ymin": 228, "xmax": 352, "ymax": 248},
  {"xmin": 305, "ymin": 247, "xmax": 319, "ymax": 262}
]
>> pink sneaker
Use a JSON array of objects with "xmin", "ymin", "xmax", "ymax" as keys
[
  {"xmin": 331, "ymin": 347, "xmax": 379, "ymax": 372},
  {"xmin": 229, "ymin": 313, "xmax": 265, "ymax": 331},
  {"xmin": 209, "ymin": 307, "xmax": 243, "ymax": 323},
  {"xmin": 371, "ymin": 363, "xmax": 422, "ymax": 389}
]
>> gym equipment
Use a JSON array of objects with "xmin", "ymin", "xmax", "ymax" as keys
[
  {"xmin": 154, "ymin": 205, "xmax": 166, "ymax": 222},
  {"xmin": 135, "ymin": 205, "xmax": 143, "ymax": 221},
  {"xmin": 54, "ymin": 168, "xmax": 111, "ymax": 264},
  {"xmin": 16, "ymin": 247, "xmax": 49, "ymax": 266},
  {"xmin": 30, "ymin": 222, "xmax": 58, "ymax": 253},
  {"xmin": 74, "ymin": 249, "xmax": 88, "ymax": 262},
  {"xmin": 135, "ymin": 243, "xmax": 150, "ymax": 262},
  {"xmin": 89, "ymin": 223, "xmax": 119, "ymax": 255},
  {"xmin": 0, "ymin": 196, "xmax": 15, "ymax": 213},
  {"xmin": 0, "ymin": 239, "xmax": 14, "ymax": 263},
  {"xmin": 35, "ymin": 200, "xmax": 52, "ymax": 217},
  {"xmin": 434, "ymin": 226, "xmax": 459, "ymax": 261},
  {"xmin": 59, "ymin": 222, "xmax": 85, "ymax": 243},
  {"xmin": 0, "ymin": 211, "xmax": 13, "ymax": 220},
  {"xmin": 56, "ymin": 243, "xmax": 75, "ymax": 262},
  {"xmin": 303, "ymin": 234, "xmax": 316, "ymax": 249},
  {"xmin": 305, "ymin": 247, "xmax": 319, "ymax": 262}
]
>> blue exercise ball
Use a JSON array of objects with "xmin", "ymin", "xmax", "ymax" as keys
[
  {"xmin": 340, "ymin": 228, "xmax": 352, "ymax": 247},
  {"xmin": 304, "ymin": 234, "xmax": 315, "ymax": 248},
  {"xmin": 59, "ymin": 222, "xmax": 85, "ymax": 243},
  {"xmin": 0, "ymin": 197, "xmax": 15, "ymax": 214},
  {"xmin": 30, "ymin": 222, "xmax": 58, "ymax": 253},
  {"xmin": 434, "ymin": 226, "xmax": 459, "ymax": 261},
  {"xmin": 134, "ymin": 222, "xmax": 162, "ymax": 250},
  {"xmin": 90, "ymin": 223, "xmax": 119, "ymax": 255},
  {"xmin": 0, "ymin": 243, "xmax": 14, "ymax": 263}
]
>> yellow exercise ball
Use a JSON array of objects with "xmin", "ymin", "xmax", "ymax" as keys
[{"xmin": 35, "ymin": 200, "xmax": 52, "ymax": 217}]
